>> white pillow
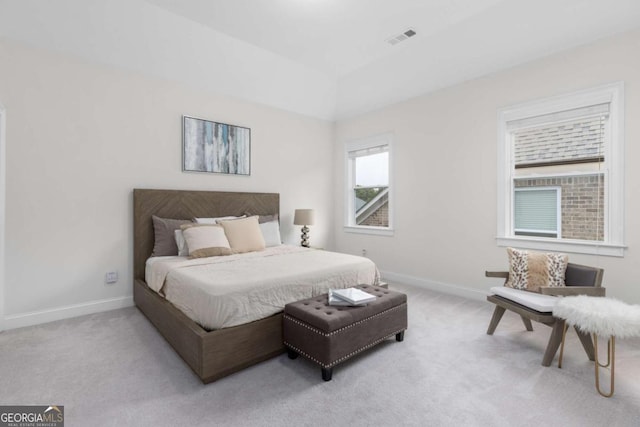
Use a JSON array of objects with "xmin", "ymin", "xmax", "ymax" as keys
[
  {"xmin": 174, "ymin": 230, "xmax": 188, "ymax": 257},
  {"xmin": 194, "ymin": 215, "xmax": 246, "ymax": 224},
  {"xmin": 181, "ymin": 224, "xmax": 232, "ymax": 258},
  {"xmin": 260, "ymin": 220, "xmax": 282, "ymax": 247}
]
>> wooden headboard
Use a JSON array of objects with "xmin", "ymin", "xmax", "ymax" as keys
[{"xmin": 133, "ymin": 189, "xmax": 279, "ymax": 281}]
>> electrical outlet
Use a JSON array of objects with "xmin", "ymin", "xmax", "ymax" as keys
[
  {"xmin": 105, "ymin": 271, "xmax": 118, "ymax": 284},
  {"xmin": 362, "ymin": 249, "xmax": 367, "ymax": 257}
]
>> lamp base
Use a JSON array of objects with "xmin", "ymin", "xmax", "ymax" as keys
[{"xmin": 300, "ymin": 226, "xmax": 310, "ymax": 248}]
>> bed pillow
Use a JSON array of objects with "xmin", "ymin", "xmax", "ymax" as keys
[
  {"xmin": 194, "ymin": 215, "xmax": 246, "ymax": 224},
  {"xmin": 151, "ymin": 215, "xmax": 191, "ymax": 256},
  {"xmin": 174, "ymin": 230, "xmax": 188, "ymax": 257},
  {"xmin": 260, "ymin": 220, "xmax": 282, "ymax": 247},
  {"xmin": 245, "ymin": 212, "xmax": 279, "ymax": 224},
  {"xmin": 218, "ymin": 216, "xmax": 266, "ymax": 254},
  {"xmin": 505, "ymin": 247, "xmax": 568, "ymax": 293},
  {"xmin": 181, "ymin": 224, "xmax": 232, "ymax": 258}
]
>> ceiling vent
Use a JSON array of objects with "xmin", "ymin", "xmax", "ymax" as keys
[{"xmin": 386, "ymin": 28, "xmax": 417, "ymax": 46}]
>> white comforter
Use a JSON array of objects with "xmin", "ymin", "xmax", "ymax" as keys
[{"xmin": 145, "ymin": 245, "xmax": 379, "ymax": 329}]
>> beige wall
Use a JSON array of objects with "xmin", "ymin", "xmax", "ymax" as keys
[
  {"xmin": 335, "ymin": 28, "xmax": 640, "ymax": 303},
  {"xmin": 0, "ymin": 39, "xmax": 334, "ymax": 322}
]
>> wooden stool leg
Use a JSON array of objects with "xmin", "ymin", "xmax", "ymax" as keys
[
  {"xmin": 594, "ymin": 334, "xmax": 615, "ymax": 397},
  {"xmin": 558, "ymin": 322, "xmax": 569, "ymax": 369}
]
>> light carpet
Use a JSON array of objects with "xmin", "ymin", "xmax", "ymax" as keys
[{"xmin": 1, "ymin": 283, "xmax": 639, "ymax": 426}]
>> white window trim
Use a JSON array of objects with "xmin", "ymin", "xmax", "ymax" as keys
[
  {"xmin": 497, "ymin": 82, "xmax": 625, "ymax": 257},
  {"xmin": 513, "ymin": 186, "xmax": 561, "ymax": 238},
  {"xmin": 344, "ymin": 133, "xmax": 394, "ymax": 236}
]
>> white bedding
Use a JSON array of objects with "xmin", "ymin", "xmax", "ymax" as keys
[{"xmin": 145, "ymin": 245, "xmax": 379, "ymax": 329}]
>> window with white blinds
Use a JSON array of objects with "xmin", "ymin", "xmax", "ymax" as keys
[{"xmin": 496, "ymin": 83, "xmax": 625, "ymax": 256}]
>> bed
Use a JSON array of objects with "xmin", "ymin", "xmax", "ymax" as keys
[{"xmin": 133, "ymin": 188, "xmax": 378, "ymax": 383}]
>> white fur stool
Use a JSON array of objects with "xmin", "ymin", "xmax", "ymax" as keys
[{"xmin": 553, "ymin": 295, "xmax": 640, "ymax": 397}]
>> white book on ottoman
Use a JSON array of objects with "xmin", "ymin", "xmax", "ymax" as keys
[
  {"xmin": 331, "ymin": 288, "xmax": 376, "ymax": 305},
  {"xmin": 328, "ymin": 289, "xmax": 367, "ymax": 306}
]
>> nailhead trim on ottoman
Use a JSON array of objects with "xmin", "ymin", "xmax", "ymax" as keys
[{"xmin": 283, "ymin": 285, "xmax": 408, "ymax": 381}]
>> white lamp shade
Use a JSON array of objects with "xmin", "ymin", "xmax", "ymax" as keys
[{"xmin": 293, "ymin": 209, "xmax": 315, "ymax": 226}]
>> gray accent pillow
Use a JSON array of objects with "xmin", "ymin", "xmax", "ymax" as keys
[{"xmin": 151, "ymin": 215, "xmax": 191, "ymax": 256}]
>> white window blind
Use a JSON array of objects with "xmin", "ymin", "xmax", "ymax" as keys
[
  {"xmin": 514, "ymin": 188, "xmax": 559, "ymax": 235},
  {"xmin": 506, "ymin": 103, "xmax": 609, "ymax": 130},
  {"xmin": 513, "ymin": 114, "xmax": 606, "ymax": 166},
  {"xmin": 348, "ymin": 144, "xmax": 389, "ymax": 159}
]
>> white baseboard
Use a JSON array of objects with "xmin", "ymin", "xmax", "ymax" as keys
[
  {"xmin": 380, "ymin": 270, "xmax": 487, "ymax": 302},
  {"xmin": 3, "ymin": 296, "xmax": 134, "ymax": 331}
]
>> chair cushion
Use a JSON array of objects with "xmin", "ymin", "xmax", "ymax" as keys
[
  {"xmin": 490, "ymin": 286, "xmax": 558, "ymax": 313},
  {"xmin": 505, "ymin": 247, "xmax": 568, "ymax": 292}
]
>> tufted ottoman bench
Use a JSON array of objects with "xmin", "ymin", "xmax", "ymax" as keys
[{"xmin": 283, "ymin": 284, "xmax": 407, "ymax": 381}]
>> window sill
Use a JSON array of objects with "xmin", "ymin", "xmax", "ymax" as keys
[
  {"xmin": 496, "ymin": 236, "xmax": 626, "ymax": 257},
  {"xmin": 344, "ymin": 226, "xmax": 394, "ymax": 236}
]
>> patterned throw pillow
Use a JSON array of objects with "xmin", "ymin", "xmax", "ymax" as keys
[{"xmin": 505, "ymin": 247, "xmax": 568, "ymax": 292}]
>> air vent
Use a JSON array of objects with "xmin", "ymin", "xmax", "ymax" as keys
[{"xmin": 386, "ymin": 28, "xmax": 417, "ymax": 46}]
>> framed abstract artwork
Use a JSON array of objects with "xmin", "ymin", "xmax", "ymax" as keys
[{"xmin": 182, "ymin": 116, "xmax": 251, "ymax": 175}]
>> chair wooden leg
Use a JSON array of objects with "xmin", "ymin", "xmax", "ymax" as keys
[
  {"xmin": 575, "ymin": 326, "xmax": 595, "ymax": 361},
  {"xmin": 542, "ymin": 320, "xmax": 565, "ymax": 367},
  {"xmin": 486, "ymin": 306, "xmax": 506, "ymax": 335},
  {"xmin": 521, "ymin": 316, "xmax": 534, "ymax": 332},
  {"xmin": 558, "ymin": 322, "xmax": 569, "ymax": 369}
]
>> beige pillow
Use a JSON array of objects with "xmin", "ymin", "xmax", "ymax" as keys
[
  {"xmin": 218, "ymin": 216, "xmax": 266, "ymax": 254},
  {"xmin": 505, "ymin": 247, "xmax": 568, "ymax": 292},
  {"xmin": 181, "ymin": 224, "xmax": 232, "ymax": 259}
]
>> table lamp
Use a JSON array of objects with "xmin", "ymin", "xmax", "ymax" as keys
[{"xmin": 293, "ymin": 209, "xmax": 315, "ymax": 247}]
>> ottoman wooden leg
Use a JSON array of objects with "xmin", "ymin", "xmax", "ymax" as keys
[
  {"xmin": 396, "ymin": 331, "xmax": 405, "ymax": 342},
  {"xmin": 287, "ymin": 349, "xmax": 299, "ymax": 359},
  {"xmin": 322, "ymin": 367, "xmax": 333, "ymax": 381}
]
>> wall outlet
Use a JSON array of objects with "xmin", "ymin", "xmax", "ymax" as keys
[
  {"xmin": 362, "ymin": 249, "xmax": 367, "ymax": 257},
  {"xmin": 105, "ymin": 271, "xmax": 118, "ymax": 284}
]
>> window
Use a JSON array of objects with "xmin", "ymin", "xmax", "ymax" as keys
[
  {"xmin": 344, "ymin": 134, "xmax": 393, "ymax": 235},
  {"xmin": 497, "ymin": 83, "xmax": 625, "ymax": 256}
]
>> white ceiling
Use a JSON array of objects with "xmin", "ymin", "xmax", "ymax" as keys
[
  {"xmin": 145, "ymin": 0, "xmax": 505, "ymax": 77},
  {"xmin": 1, "ymin": 0, "xmax": 640, "ymax": 120}
]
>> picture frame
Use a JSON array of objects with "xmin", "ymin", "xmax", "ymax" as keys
[{"xmin": 182, "ymin": 115, "xmax": 251, "ymax": 175}]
